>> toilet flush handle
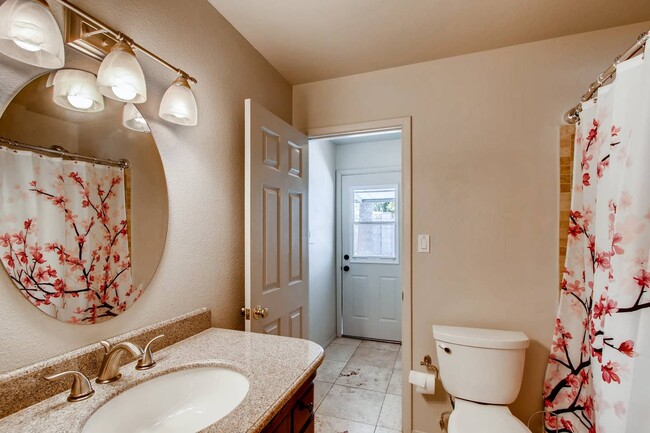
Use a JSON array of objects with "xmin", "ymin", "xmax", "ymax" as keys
[{"xmin": 438, "ymin": 344, "xmax": 452, "ymax": 355}]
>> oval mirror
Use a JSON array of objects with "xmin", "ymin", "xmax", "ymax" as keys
[{"xmin": 0, "ymin": 70, "xmax": 167, "ymax": 324}]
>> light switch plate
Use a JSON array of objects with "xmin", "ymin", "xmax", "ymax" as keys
[{"xmin": 418, "ymin": 234, "xmax": 430, "ymax": 253}]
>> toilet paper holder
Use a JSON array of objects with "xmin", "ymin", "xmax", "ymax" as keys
[{"xmin": 420, "ymin": 354, "xmax": 439, "ymax": 376}]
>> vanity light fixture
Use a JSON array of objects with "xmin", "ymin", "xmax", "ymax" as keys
[
  {"xmin": 96, "ymin": 38, "xmax": 147, "ymax": 103},
  {"xmin": 52, "ymin": 69, "xmax": 104, "ymax": 112},
  {"xmin": 159, "ymin": 75, "xmax": 198, "ymax": 126},
  {"xmin": 57, "ymin": 0, "xmax": 198, "ymax": 126},
  {"xmin": 123, "ymin": 103, "xmax": 150, "ymax": 133},
  {"xmin": 0, "ymin": 0, "xmax": 64, "ymax": 68}
]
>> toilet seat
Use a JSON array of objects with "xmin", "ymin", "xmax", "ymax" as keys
[{"xmin": 447, "ymin": 399, "xmax": 532, "ymax": 433}]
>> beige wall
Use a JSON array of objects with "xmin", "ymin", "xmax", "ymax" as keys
[
  {"xmin": 293, "ymin": 22, "xmax": 650, "ymax": 432},
  {"xmin": 0, "ymin": 0, "xmax": 292, "ymax": 373}
]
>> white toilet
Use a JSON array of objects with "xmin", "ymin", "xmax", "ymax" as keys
[{"xmin": 432, "ymin": 325, "xmax": 532, "ymax": 433}]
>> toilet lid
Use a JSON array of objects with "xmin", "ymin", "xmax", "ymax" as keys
[{"xmin": 448, "ymin": 401, "xmax": 532, "ymax": 433}]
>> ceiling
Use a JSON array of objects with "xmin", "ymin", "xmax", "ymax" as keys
[{"xmin": 208, "ymin": 0, "xmax": 650, "ymax": 84}]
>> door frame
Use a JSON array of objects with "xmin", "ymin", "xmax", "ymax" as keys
[
  {"xmin": 308, "ymin": 117, "xmax": 412, "ymax": 433},
  {"xmin": 337, "ymin": 167, "xmax": 401, "ymax": 340}
]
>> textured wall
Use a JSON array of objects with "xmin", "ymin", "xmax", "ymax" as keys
[
  {"xmin": 293, "ymin": 22, "xmax": 650, "ymax": 432},
  {"xmin": 0, "ymin": 0, "xmax": 292, "ymax": 373}
]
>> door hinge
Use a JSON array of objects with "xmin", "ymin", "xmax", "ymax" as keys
[
  {"xmin": 402, "ymin": 291, "xmax": 404, "ymax": 301},
  {"xmin": 241, "ymin": 307, "xmax": 251, "ymax": 320}
]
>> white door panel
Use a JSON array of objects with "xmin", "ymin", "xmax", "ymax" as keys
[
  {"xmin": 341, "ymin": 172, "xmax": 401, "ymax": 341},
  {"xmin": 245, "ymin": 99, "xmax": 309, "ymax": 337}
]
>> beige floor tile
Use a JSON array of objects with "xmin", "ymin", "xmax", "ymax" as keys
[
  {"xmin": 359, "ymin": 340, "xmax": 401, "ymax": 352},
  {"xmin": 317, "ymin": 359, "xmax": 347, "ymax": 383},
  {"xmin": 348, "ymin": 347, "xmax": 398, "ymax": 369},
  {"xmin": 393, "ymin": 348, "xmax": 402, "ymax": 371},
  {"xmin": 314, "ymin": 380, "xmax": 333, "ymax": 410},
  {"xmin": 335, "ymin": 364, "xmax": 392, "ymax": 392},
  {"xmin": 317, "ymin": 385, "xmax": 385, "ymax": 425},
  {"xmin": 375, "ymin": 427, "xmax": 401, "ymax": 433},
  {"xmin": 378, "ymin": 394, "xmax": 402, "ymax": 431},
  {"xmin": 314, "ymin": 414, "xmax": 375, "ymax": 433},
  {"xmin": 325, "ymin": 343, "xmax": 357, "ymax": 362},
  {"xmin": 387, "ymin": 370, "xmax": 402, "ymax": 395},
  {"xmin": 331, "ymin": 337, "xmax": 362, "ymax": 347}
]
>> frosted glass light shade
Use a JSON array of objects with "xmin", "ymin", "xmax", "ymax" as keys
[
  {"xmin": 97, "ymin": 40, "xmax": 147, "ymax": 103},
  {"xmin": 123, "ymin": 103, "xmax": 150, "ymax": 133},
  {"xmin": 52, "ymin": 69, "xmax": 104, "ymax": 113},
  {"xmin": 159, "ymin": 76, "xmax": 198, "ymax": 126},
  {"xmin": 0, "ymin": 0, "xmax": 64, "ymax": 68}
]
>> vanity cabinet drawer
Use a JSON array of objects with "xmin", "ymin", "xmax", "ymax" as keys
[{"xmin": 292, "ymin": 383, "xmax": 314, "ymax": 433}]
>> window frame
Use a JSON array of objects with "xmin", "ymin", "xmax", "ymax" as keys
[{"xmin": 348, "ymin": 183, "xmax": 400, "ymax": 265}]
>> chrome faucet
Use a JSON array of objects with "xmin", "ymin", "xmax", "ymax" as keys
[{"xmin": 96, "ymin": 340, "xmax": 144, "ymax": 384}]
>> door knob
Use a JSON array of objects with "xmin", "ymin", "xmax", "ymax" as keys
[
  {"xmin": 253, "ymin": 305, "xmax": 268, "ymax": 320},
  {"xmin": 344, "ymin": 254, "xmax": 350, "ymax": 260},
  {"xmin": 343, "ymin": 265, "xmax": 350, "ymax": 272}
]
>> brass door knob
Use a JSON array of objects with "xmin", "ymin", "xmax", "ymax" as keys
[{"xmin": 253, "ymin": 305, "xmax": 268, "ymax": 320}]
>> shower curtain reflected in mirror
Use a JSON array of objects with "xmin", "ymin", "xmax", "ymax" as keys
[
  {"xmin": 544, "ymin": 49, "xmax": 650, "ymax": 432},
  {"xmin": 0, "ymin": 146, "xmax": 136, "ymax": 324}
]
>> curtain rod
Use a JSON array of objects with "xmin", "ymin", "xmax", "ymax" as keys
[
  {"xmin": 0, "ymin": 136, "xmax": 129, "ymax": 169},
  {"xmin": 55, "ymin": 0, "xmax": 197, "ymax": 83},
  {"xmin": 564, "ymin": 31, "xmax": 650, "ymax": 124}
]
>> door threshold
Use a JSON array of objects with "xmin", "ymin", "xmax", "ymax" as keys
[{"xmin": 342, "ymin": 334, "xmax": 402, "ymax": 345}]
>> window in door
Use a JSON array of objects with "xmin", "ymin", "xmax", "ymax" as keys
[{"xmin": 351, "ymin": 186, "xmax": 398, "ymax": 262}]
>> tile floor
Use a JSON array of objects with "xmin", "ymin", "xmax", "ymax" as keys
[{"xmin": 314, "ymin": 337, "xmax": 402, "ymax": 433}]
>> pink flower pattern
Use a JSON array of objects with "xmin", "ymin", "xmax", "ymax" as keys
[
  {"xmin": 0, "ymin": 149, "xmax": 137, "ymax": 324},
  {"xmin": 544, "ymin": 59, "xmax": 650, "ymax": 433}
]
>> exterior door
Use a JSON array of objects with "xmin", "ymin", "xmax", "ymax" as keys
[
  {"xmin": 341, "ymin": 172, "xmax": 402, "ymax": 341},
  {"xmin": 245, "ymin": 99, "xmax": 309, "ymax": 338}
]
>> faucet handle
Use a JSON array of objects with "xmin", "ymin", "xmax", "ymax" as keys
[
  {"xmin": 136, "ymin": 334, "xmax": 164, "ymax": 370},
  {"xmin": 100, "ymin": 340, "xmax": 112, "ymax": 353},
  {"xmin": 45, "ymin": 371, "xmax": 95, "ymax": 402}
]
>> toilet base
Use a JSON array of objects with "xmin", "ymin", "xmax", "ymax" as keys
[{"xmin": 447, "ymin": 399, "xmax": 531, "ymax": 433}]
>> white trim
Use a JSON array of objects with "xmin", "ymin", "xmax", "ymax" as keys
[{"xmin": 308, "ymin": 116, "xmax": 413, "ymax": 433}]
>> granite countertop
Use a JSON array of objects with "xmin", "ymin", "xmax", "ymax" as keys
[{"xmin": 0, "ymin": 328, "xmax": 324, "ymax": 433}]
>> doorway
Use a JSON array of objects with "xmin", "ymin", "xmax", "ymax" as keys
[
  {"xmin": 307, "ymin": 118, "xmax": 412, "ymax": 433},
  {"xmin": 308, "ymin": 129, "xmax": 403, "ymax": 344}
]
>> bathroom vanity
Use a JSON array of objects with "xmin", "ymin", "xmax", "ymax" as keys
[
  {"xmin": 0, "ymin": 310, "xmax": 323, "ymax": 433},
  {"xmin": 261, "ymin": 375, "xmax": 315, "ymax": 433}
]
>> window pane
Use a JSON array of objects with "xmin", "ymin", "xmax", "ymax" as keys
[
  {"xmin": 353, "ymin": 223, "xmax": 396, "ymax": 258},
  {"xmin": 353, "ymin": 188, "xmax": 396, "ymax": 222}
]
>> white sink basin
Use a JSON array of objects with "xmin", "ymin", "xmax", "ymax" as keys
[{"xmin": 82, "ymin": 367, "xmax": 249, "ymax": 433}]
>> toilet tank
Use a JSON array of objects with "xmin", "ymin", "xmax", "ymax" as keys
[{"xmin": 432, "ymin": 325, "xmax": 529, "ymax": 405}]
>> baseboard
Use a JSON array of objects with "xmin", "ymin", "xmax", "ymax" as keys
[
  {"xmin": 412, "ymin": 430, "xmax": 429, "ymax": 433},
  {"xmin": 321, "ymin": 333, "xmax": 336, "ymax": 349}
]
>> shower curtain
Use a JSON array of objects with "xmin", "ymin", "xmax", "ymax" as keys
[
  {"xmin": 0, "ymin": 147, "xmax": 135, "ymax": 324},
  {"xmin": 544, "ymin": 50, "xmax": 650, "ymax": 432}
]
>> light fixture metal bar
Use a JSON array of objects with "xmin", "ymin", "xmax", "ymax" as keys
[
  {"xmin": 0, "ymin": 136, "xmax": 129, "ymax": 169},
  {"xmin": 55, "ymin": 0, "xmax": 197, "ymax": 83},
  {"xmin": 565, "ymin": 31, "xmax": 649, "ymax": 124}
]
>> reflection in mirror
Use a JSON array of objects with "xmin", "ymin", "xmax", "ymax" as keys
[{"xmin": 0, "ymin": 70, "xmax": 168, "ymax": 324}]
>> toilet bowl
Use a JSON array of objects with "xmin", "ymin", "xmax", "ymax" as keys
[
  {"xmin": 432, "ymin": 325, "xmax": 532, "ymax": 433},
  {"xmin": 448, "ymin": 399, "xmax": 531, "ymax": 433}
]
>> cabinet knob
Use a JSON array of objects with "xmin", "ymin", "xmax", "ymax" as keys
[{"xmin": 298, "ymin": 400, "xmax": 314, "ymax": 413}]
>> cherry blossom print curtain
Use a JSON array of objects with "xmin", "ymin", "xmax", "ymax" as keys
[
  {"xmin": 0, "ymin": 147, "xmax": 136, "ymax": 324},
  {"xmin": 544, "ymin": 50, "xmax": 650, "ymax": 432}
]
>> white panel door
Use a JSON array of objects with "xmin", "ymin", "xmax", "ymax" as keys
[
  {"xmin": 245, "ymin": 99, "xmax": 309, "ymax": 338},
  {"xmin": 341, "ymin": 172, "xmax": 401, "ymax": 341}
]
